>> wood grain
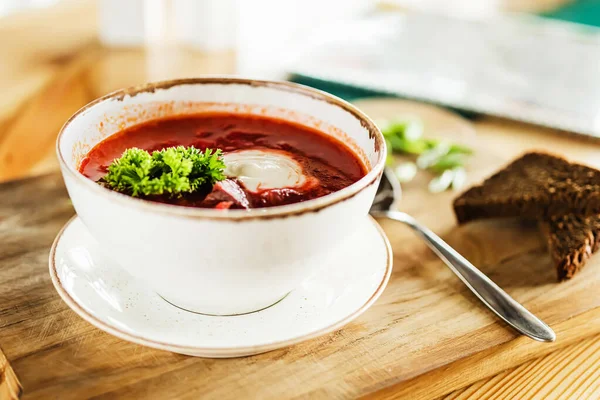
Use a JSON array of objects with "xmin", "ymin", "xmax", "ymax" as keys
[
  {"xmin": 2, "ymin": 1, "xmax": 600, "ymax": 398},
  {"xmin": 2, "ymin": 112, "xmax": 600, "ymax": 398},
  {"xmin": 354, "ymin": 99, "xmax": 600, "ymax": 399},
  {"xmin": 445, "ymin": 334, "xmax": 600, "ymax": 400},
  {"xmin": 0, "ymin": 346, "xmax": 21, "ymax": 400}
]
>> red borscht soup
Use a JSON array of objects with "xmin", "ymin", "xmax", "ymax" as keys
[{"xmin": 80, "ymin": 113, "xmax": 367, "ymax": 209}]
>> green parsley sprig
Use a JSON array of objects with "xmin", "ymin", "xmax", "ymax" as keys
[
  {"xmin": 101, "ymin": 146, "xmax": 226, "ymax": 197},
  {"xmin": 378, "ymin": 117, "xmax": 474, "ymax": 192}
]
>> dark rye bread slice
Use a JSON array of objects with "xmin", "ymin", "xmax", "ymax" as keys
[
  {"xmin": 454, "ymin": 152, "xmax": 600, "ymax": 224},
  {"xmin": 539, "ymin": 214, "xmax": 600, "ymax": 281}
]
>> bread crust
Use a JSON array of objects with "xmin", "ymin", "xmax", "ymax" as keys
[
  {"xmin": 453, "ymin": 152, "xmax": 600, "ymax": 281},
  {"xmin": 539, "ymin": 215, "xmax": 600, "ymax": 281},
  {"xmin": 454, "ymin": 152, "xmax": 600, "ymax": 223}
]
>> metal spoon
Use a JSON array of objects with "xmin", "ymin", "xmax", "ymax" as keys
[{"xmin": 370, "ymin": 168, "xmax": 556, "ymax": 342}]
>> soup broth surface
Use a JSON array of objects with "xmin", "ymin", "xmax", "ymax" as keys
[{"xmin": 80, "ymin": 113, "xmax": 367, "ymax": 209}]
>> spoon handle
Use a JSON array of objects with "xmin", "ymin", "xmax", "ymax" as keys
[{"xmin": 376, "ymin": 210, "xmax": 556, "ymax": 342}]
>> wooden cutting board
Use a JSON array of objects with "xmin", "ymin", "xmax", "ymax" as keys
[{"xmin": 2, "ymin": 101, "xmax": 600, "ymax": 399}]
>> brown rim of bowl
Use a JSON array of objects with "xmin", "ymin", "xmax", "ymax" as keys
[
  {"xmin": 49, "ymin": 215, "xmax": 392, "ymax": 356},
  {"xmin": 56, "ymin": 77, "xmax": 386, "ymax": 221}
]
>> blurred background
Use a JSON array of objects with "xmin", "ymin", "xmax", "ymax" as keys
[{"xmin": 0, "ymin": 0, "xmax": 599, "ymax": 181}]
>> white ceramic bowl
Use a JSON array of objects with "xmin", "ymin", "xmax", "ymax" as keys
[{"xmin": 57, "ymin": 78, "xmax": 385, "ymax": 315}]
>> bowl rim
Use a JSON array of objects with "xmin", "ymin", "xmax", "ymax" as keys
[{"xmin": 56, "ymin": 77, "xmax": 386, "ymax": 220}]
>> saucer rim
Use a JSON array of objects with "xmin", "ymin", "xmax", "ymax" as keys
[{"xmin": 49, "ymin": 215, "xmax": 392, "ymax": 356}]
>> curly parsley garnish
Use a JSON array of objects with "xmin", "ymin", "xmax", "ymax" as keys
[{"xmin": 101, "ymin": 146, "xmax": 226, "ymax": 197}]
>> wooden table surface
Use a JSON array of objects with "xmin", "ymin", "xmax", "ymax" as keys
[{"xmin": 1, "ymin": 1, "xmax": 599, "ymax": 399}]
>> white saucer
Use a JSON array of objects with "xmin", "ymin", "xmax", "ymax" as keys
[{"xmin": 49, "ymin": 216, "xmax": 392, "ymax": 358}]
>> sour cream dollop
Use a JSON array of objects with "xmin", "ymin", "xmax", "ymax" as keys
[{"xmin": 223, "ymin": 150, "xmax": 309, "ymax": 192}]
